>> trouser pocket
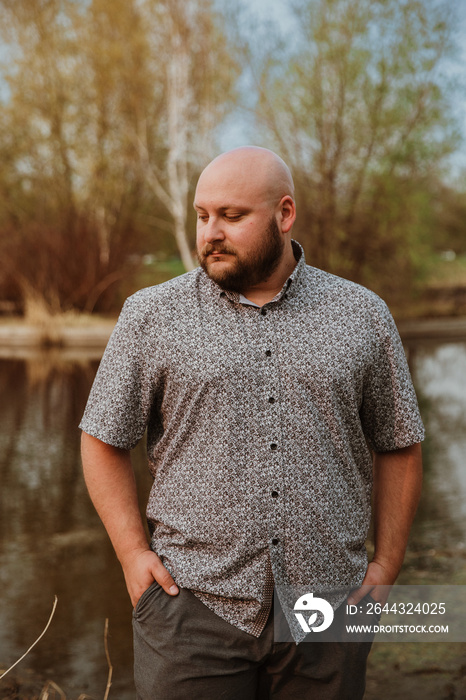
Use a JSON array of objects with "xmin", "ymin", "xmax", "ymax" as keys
[{"xmin": 133, "ymin": 581, "xmax": 162, "ymax": 620}]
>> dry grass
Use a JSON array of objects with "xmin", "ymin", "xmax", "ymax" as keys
[
  {"xmin": 0, "ymin": 675, "xmax": 96, "ymax": 699},
  {"xmin": 0, "ymin": 292, "xmax": 116, "ymax": 349},
  {"xmin": 22, "ymin": 295, "xmax": 102, "ymax": 342},
  {"xmin": 0, "ymin": 598, "xmax": 113, "ymax": 700}
]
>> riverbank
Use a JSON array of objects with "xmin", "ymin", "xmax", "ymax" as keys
[
  {"xmin": 396, "ymin": 316, "xmax": 466, "ymax": 341},
  {"xmin": 1, "ymin": 314, "xmax": 466, "ymax": 353},
  {"xmin": 0, "ymin": 315, "xmax": 115, "ymax": 349}
]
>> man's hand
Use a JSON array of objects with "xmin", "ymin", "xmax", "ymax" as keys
[
  {"xmin": 347, "ymin": 561, "xmax": 395, "ymax": 606},
  {"xmin": 121, "ymin": 548, "xmax": 179, "ymax": 608}
]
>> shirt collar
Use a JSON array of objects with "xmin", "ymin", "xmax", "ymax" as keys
[{"xmin": 204, "ymin": 239, "xmax": 306, "ymax": 307}]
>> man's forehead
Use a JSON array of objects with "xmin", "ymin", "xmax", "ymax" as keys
[
  {"xmin": 193, "ymin": 186, "xmax": 275, "ymax": 212},
  {"xmin": 194, "ymin": 172, "xmax": 271, "ymax": 210}
]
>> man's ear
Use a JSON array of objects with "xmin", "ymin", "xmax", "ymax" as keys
[{"xmin": 278, "ymin": 195, "xmax": 296, "ymax": 233}]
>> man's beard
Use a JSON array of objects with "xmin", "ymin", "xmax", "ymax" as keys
[{"xmin": 197, "ymin": 217, "xmax": 284, "ymax": 293}]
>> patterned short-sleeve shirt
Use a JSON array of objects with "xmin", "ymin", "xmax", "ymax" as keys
[{"xmin": 80, "ymin": 241, "xmax": 425, "ymax": 641}]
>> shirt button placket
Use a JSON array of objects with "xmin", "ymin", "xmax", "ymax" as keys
[{"xmin": 260, "ymin": 305, "xmax": 283, "ymax": 561}]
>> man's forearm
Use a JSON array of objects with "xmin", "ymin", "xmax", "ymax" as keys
[
  {"xmin": 371, "ymin": 442, "xmax": 423, "ymax": 580},
  {"xmin": 81, "ymin": 432, "xmax": 179, "ymax": 603},
  {"xmin": 81, "ymin": 432, "xmax": 149, "ymax": 563},
  {"xmin": 348, "ymin": 442, "xmax": 422, "ymax": 604}
]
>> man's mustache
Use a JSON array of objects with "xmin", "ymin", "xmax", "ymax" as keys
[{"xmin": 200, "ymin": 243, "xmax": 236, "ymax": 257}]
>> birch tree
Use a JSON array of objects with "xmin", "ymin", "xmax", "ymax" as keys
[{"xmin": 135, "ymin": 0, "xmax": 239, "ymax": 270}]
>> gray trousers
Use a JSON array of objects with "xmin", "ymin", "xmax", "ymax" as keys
[{"xmin": 133, "ymin": 582, "xmax": 373, "ymax": 700}]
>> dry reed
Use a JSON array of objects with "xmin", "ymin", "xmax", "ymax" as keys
[{"xmin": 0, "ymin": 596, "xmax": 114, "ymax": 700}]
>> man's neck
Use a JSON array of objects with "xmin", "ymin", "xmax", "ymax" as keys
[{"xmin": 240, "ymin": 244, "xmax": 297, "ymax": 306}]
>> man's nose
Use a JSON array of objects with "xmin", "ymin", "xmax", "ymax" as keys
[{"xmin": 202, "ymin": 217, "xmax": 225, "ymax": 243}]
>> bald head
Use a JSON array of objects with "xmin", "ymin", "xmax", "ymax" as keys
[{"xmin": 196, "ymin": 146, "xmax": 294, "ymax": 205}]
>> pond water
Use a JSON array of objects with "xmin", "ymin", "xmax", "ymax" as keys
[{"xmin": 0, "ymin": 339, "xmax": 465, "ymax": 698}]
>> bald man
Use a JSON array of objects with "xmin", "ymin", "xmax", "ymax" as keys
[{"xmin": 81, "ymin": 146, "xmax": 424, "ymax": 699}]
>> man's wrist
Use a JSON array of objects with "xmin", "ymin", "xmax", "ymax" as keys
[
  {"xmin": 368, "ymin": 557, "xmax": 401, "ymax": 584},
  {"xmin": 118, "ymin": 543, "xmax": 152, "ymax": 569}
]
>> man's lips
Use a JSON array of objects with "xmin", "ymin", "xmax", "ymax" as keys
[{"xmin": 203, "ymin": 248, "xmax": 235, "ymax": 258}]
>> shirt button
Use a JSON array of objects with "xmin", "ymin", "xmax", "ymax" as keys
[
  {"xmin": 272, "ymin": 538, "xmax": 279, "ymax": 545},
  {"xmin": 270, "ymin": 443, "xmax": 277, "ymax": 450},
  {"xmin": 261, "ymin": 309, "xmax": 267, "ymax": 316},
  {"xmin": 271, "ymin": 490, "xmax": 279, "ymax": 498},
  {"xmin": 268, "ymin": 397, "xmax": 275, "ymax": 404},
  {"xmin": 265, "ymin": 350, "xmax": 272, "ymax": 357}
]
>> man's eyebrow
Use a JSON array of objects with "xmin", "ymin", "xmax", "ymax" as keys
[{"xmin": 194, "ymin": 203, "xmax": 251, "ymax": 212}]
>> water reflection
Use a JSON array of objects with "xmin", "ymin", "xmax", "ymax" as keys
[
  {"xmin": 408, "ymin": 342, "xmax": 466, "ymax": 556},
  {"xmin": 0, "ymin": 355, "xmax": 151, "ymax": 698},
  {"xmin": 0, "ymin": 341, "xmax": 465, "ymax": 697}
]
